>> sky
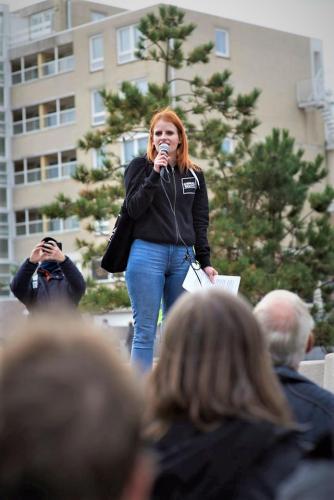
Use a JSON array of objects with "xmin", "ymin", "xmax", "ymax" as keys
[{"xmin": 7, "ymin": 0, "xmax": 334, "ymax": 89}]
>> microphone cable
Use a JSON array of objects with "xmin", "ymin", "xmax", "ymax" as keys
[{"xmin": 160, "ymin": 165, "xmax": 203, "ymax": 287}]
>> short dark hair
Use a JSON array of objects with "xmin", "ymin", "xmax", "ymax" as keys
[
  {"xmin": 0, "ymin": 316, "xmax": 144, "ymax": 500},
  {"xmin": 41, "ymin": 236, "xmax": 62, "ymax": 251}
]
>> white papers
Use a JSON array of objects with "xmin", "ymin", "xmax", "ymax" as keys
[{"xmin": 182, "ymin": 266, "xmax": 240, "ymax": 295}]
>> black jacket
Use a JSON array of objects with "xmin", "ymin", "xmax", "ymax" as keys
[
  {"xmin": 124, "ymin": 156, "xmax": 211, "ymax": 268},
  {"xmin": 275, "ymin": 365, "xmax": 334, "ymax": 448},
  {"xmin": 151, "ymin": 418, "xmax": 305, "ymax": 500},
  {"xmin": 10, "ymin": 257, "xmax": 86, "ymax": 312}
]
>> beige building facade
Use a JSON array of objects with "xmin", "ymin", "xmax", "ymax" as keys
[{"xmin": 0, "ymin": 0, "xmax": 331, "ymax": 311}]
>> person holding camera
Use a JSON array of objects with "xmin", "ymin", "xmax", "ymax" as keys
[{"xmin": 10, "ymin": 237, "xmax": 86, "ymax": 313}]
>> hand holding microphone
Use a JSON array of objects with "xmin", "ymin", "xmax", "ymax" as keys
[{"xmin": 153, "ymin": 143, "xmax": 169, "ymax": 173}]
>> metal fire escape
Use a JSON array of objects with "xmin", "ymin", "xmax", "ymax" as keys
[{"xmin": 297, "ymin": 69, "xmax": 334, "ymax": 150}]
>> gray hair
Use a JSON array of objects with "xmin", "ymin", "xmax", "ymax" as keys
[{"xmin": 253, "ymin": 290, "xmax": 314, "ymax": 369}]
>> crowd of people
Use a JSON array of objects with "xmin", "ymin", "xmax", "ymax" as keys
[
  {"xmin": 1, "ymin": 287, "xmax": 334, "ymax": 500},
  {"xmin": 5, "ymin": 107, "xmax": 334, "ymax": 497}
]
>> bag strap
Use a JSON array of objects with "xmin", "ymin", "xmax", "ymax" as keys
[{"xmin": 189, "ymin": 168, "xmax": 200, "ymax": 188}]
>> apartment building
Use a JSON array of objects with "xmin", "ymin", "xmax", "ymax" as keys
[{"xmin": 0, "ymin": 0, "xmax": 331, "ymax": 312}]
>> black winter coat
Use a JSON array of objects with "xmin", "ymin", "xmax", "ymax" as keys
[
  {"xmin": 10, "ymin": 257, "xmax": 86, "ymax": 312},
  {"xmin": 275, "ymin": 365, "xmax": 334, "ymax": 449},
  {"xmin": 124, "ymin": 156, "xmax": 211, "ymax": 268},
  {"xmin": 151, "ymin": 418, "xmax": 305, "ymax": 500}
]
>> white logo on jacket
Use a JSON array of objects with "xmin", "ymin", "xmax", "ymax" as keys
[{"xmin": 181, "ymin": 178, "xmax": 197, "ymax": 195}]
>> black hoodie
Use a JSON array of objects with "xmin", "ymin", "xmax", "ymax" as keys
[
  {"xmin": 151, "ymin": 418, "xmax": 305, "ymax": 500},
  {"xmin": 124, "ymin": 156, "xmax": 211, "ymax": 268}
]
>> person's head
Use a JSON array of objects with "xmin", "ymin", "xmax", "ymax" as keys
[
  {"xmin": 41, "ymin": 236, "xmax": 62, "ymax": 251},
  {"xmin": 0, "ymin": 316, "xmax": 152, "ymax": 500},
  {"xmin": 254, "ymin": 290, "xmax": 315, "ymax": 369},
  {"xmin": 147, "ymin": 289, "xmax": 292, "ymax": 437},
  {"xmin": 147, "ymin": 108, "xmax": 194, "ymax": 170}
]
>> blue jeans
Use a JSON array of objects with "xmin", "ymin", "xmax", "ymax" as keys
[{"xmin": 126, "ymin": 239, "xmax": 194, "ymax": 372}]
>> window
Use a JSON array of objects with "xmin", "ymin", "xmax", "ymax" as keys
[
  {"xmin": 89, "ymin": 35, "xmax": 104, "ymax": 71},
  {"xmin": 94, "ymin": 219, "xmax": 109, "ymax": 235},
  {"xmin": 0, "ymin": 137, "xmax": 5, "ymax": 157},
  {"xmin": 0, "ymin": 62, "xmax": 3, "ymax": 84},
  {"xmin": 16, "ymin": 157, "xmax": 41, "ymax": 183},
  {"xmin": 221, "ymin": 138, "xmax": 234, "ymax": 154},
  {"xmin": 0, "ymin": 14, "xmax": 3, "ymax": 58},
  {"xmin": 13, "ymin": 97, "xmax": 75, "ymax": 136},
  {"xmin": 221, "ymin": 138, "xmax": 234, "ymax": 168},
  {"xmin": 0, "ymin": 213, "xmax": 8, "ymax": 236},
  {"xmin": 91, "ymin": 90, "xmax": 106, "ymax": 125},
  {"xmin": 0, "ymin": 263, "xmax": 11, "ymax": 297},
  {"xmin": 15, "ymin": 209, "xmax": 43, "ymax": 236},
  {"xmin": 122, "ymin": 135, "xmax": 148, "ymax": 164},
  {"xmin": 45, "ymin": 215, "xmax": 80, "ymax": 232},
  {"xmin": 15, "ymin": 149, "xmax": 77, "ymax": 185},
  {"xmin": 131, "ymin": 77, "xmax": 148, "ymax": 94},
  {"xmin": 15, "ymin": 210, "xmax": 79, "ymax": 236},
  {"xmin": 30, "ymin": 9, "xmax": 53, "ymax": 40},
  {"xmin": 0, "ymin": 112, "xmax": 5, "ymax": 134},
  {"xmin": 91, "ymin": 11, "xmax": 107, "ymax": 22},
  {"xmin": 0, "ymin": 239, "xmax": 8, "ymax": 259},
  {"xmin": 0, "ymin": 187, "xmax": 6, "ymax": 208},
  {"xmin": 215, "ymin": 29, "xmax": 229, "ymax": 57},
  {"xmin": 117, "ymin": 25, "xmax": 140, "ymax": 64},
  {"xmin": 0, "ymin": 86, "xmax": 4, "ymax": 106},
  {"xmin": 0, "ymin": 162, "xmax": 6, "ymax": 185},
  {"xmin": 92, "ymin": 147, "xmax": 106, "ymax": 168}
]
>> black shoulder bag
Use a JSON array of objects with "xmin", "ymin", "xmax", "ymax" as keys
[{"xmin": 100, "ymin": 201, "xmax": 134, "ymax": 273}]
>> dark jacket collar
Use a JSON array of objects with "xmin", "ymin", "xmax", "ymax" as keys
[{"xmin": 274, "ymin": 365, "xmax": 312, "ymax": 384}]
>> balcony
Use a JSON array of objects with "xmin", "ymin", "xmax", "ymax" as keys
[
  {"xmin": 296, "ymin": 70, "xmax": 325, "ymax": 109},
  {"xmin": 13, "ymin": 97, "xmax": 76, "ymax": 136},
  {"xmin": 11, "ymin": 45, "xmax": 75, "ymax": 86},
  {"xmin": 45, "ymin": 160, "xmax": 77, "ymax": 180},
  {"xmin": 14, "ymin": 149, "xmax": 77, "ymax": 185}
]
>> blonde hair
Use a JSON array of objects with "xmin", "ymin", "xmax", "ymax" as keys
[
  {"xmin": 146, "ymin": 108, "xmax": 200, "ymax": 172},
  {"xmin": 146, "ymin": 289, "xmax": 293, "ymax": 438}
]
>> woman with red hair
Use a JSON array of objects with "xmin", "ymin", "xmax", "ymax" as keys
[{"xmin": 125, "ymin": 108, "xmax": 217, "ymax": 371}]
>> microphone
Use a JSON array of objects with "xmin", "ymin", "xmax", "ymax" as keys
[
  {"xmin": 158, "ymin": 143, "xmax": 170, "ymax": 180},
  {"xmin": 159, "ymin": 143, "xmax": 169, "ymax": 156}
]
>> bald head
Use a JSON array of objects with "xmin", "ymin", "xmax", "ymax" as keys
[{"xmin": 254, "ymin": 290, "xmax": 314, "ymax": 369}]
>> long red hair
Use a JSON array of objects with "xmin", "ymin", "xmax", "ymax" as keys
[{"xmin": 146, "ymin": 108, "xmax": 199, "ymax": 172}]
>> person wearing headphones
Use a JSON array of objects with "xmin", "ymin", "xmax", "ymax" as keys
[{"xmin": 124, "ymin": 108, "xmax": 217, "ymax": 371}]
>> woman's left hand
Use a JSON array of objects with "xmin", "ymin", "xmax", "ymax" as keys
[{"xmin": 203, "ymin": 266, "xmax": 218, "ymax": 284}]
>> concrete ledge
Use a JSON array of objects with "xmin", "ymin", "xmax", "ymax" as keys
[
  {"xmin": 299, "ymin": 360, "xmax": 324, "ymax": 387},
  {"xmin": 299, "ymin": 355, "xmax": 334, "ymax": 393}
]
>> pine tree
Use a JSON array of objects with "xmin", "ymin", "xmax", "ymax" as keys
[{"xmin": 208, "ymin": 128, "xmax": 334, "ymax": 345}]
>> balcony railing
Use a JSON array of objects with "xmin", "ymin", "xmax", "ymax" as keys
[
  {"xmin": 15, "ymin": 167, "xmax": 41, "ymax": 185},
  {"xmin": 45, "ymin": 160, "xmax": 77, "ymax": 180},
  {"xmin": 11, "ymin": 55, "xmax": 75, "ymax": 85},
  {"xmin": 13, "ymin": 108, "xmax": 76, "ymax": 135},
  {"xmin": 16, "ymin": 220, "xmax": 43, "ymax": 236},
  {"xmin": 15, "ymin": 161, "xmax": 77, "ymax": 184},
  {"xmin": 296, "ymin": 70, "xmax": 325, "ymax": 108}
]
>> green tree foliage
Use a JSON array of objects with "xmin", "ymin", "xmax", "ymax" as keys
[{"xmin": 208, "ymin": 128, "xmax": 334, "ymax": 344}]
